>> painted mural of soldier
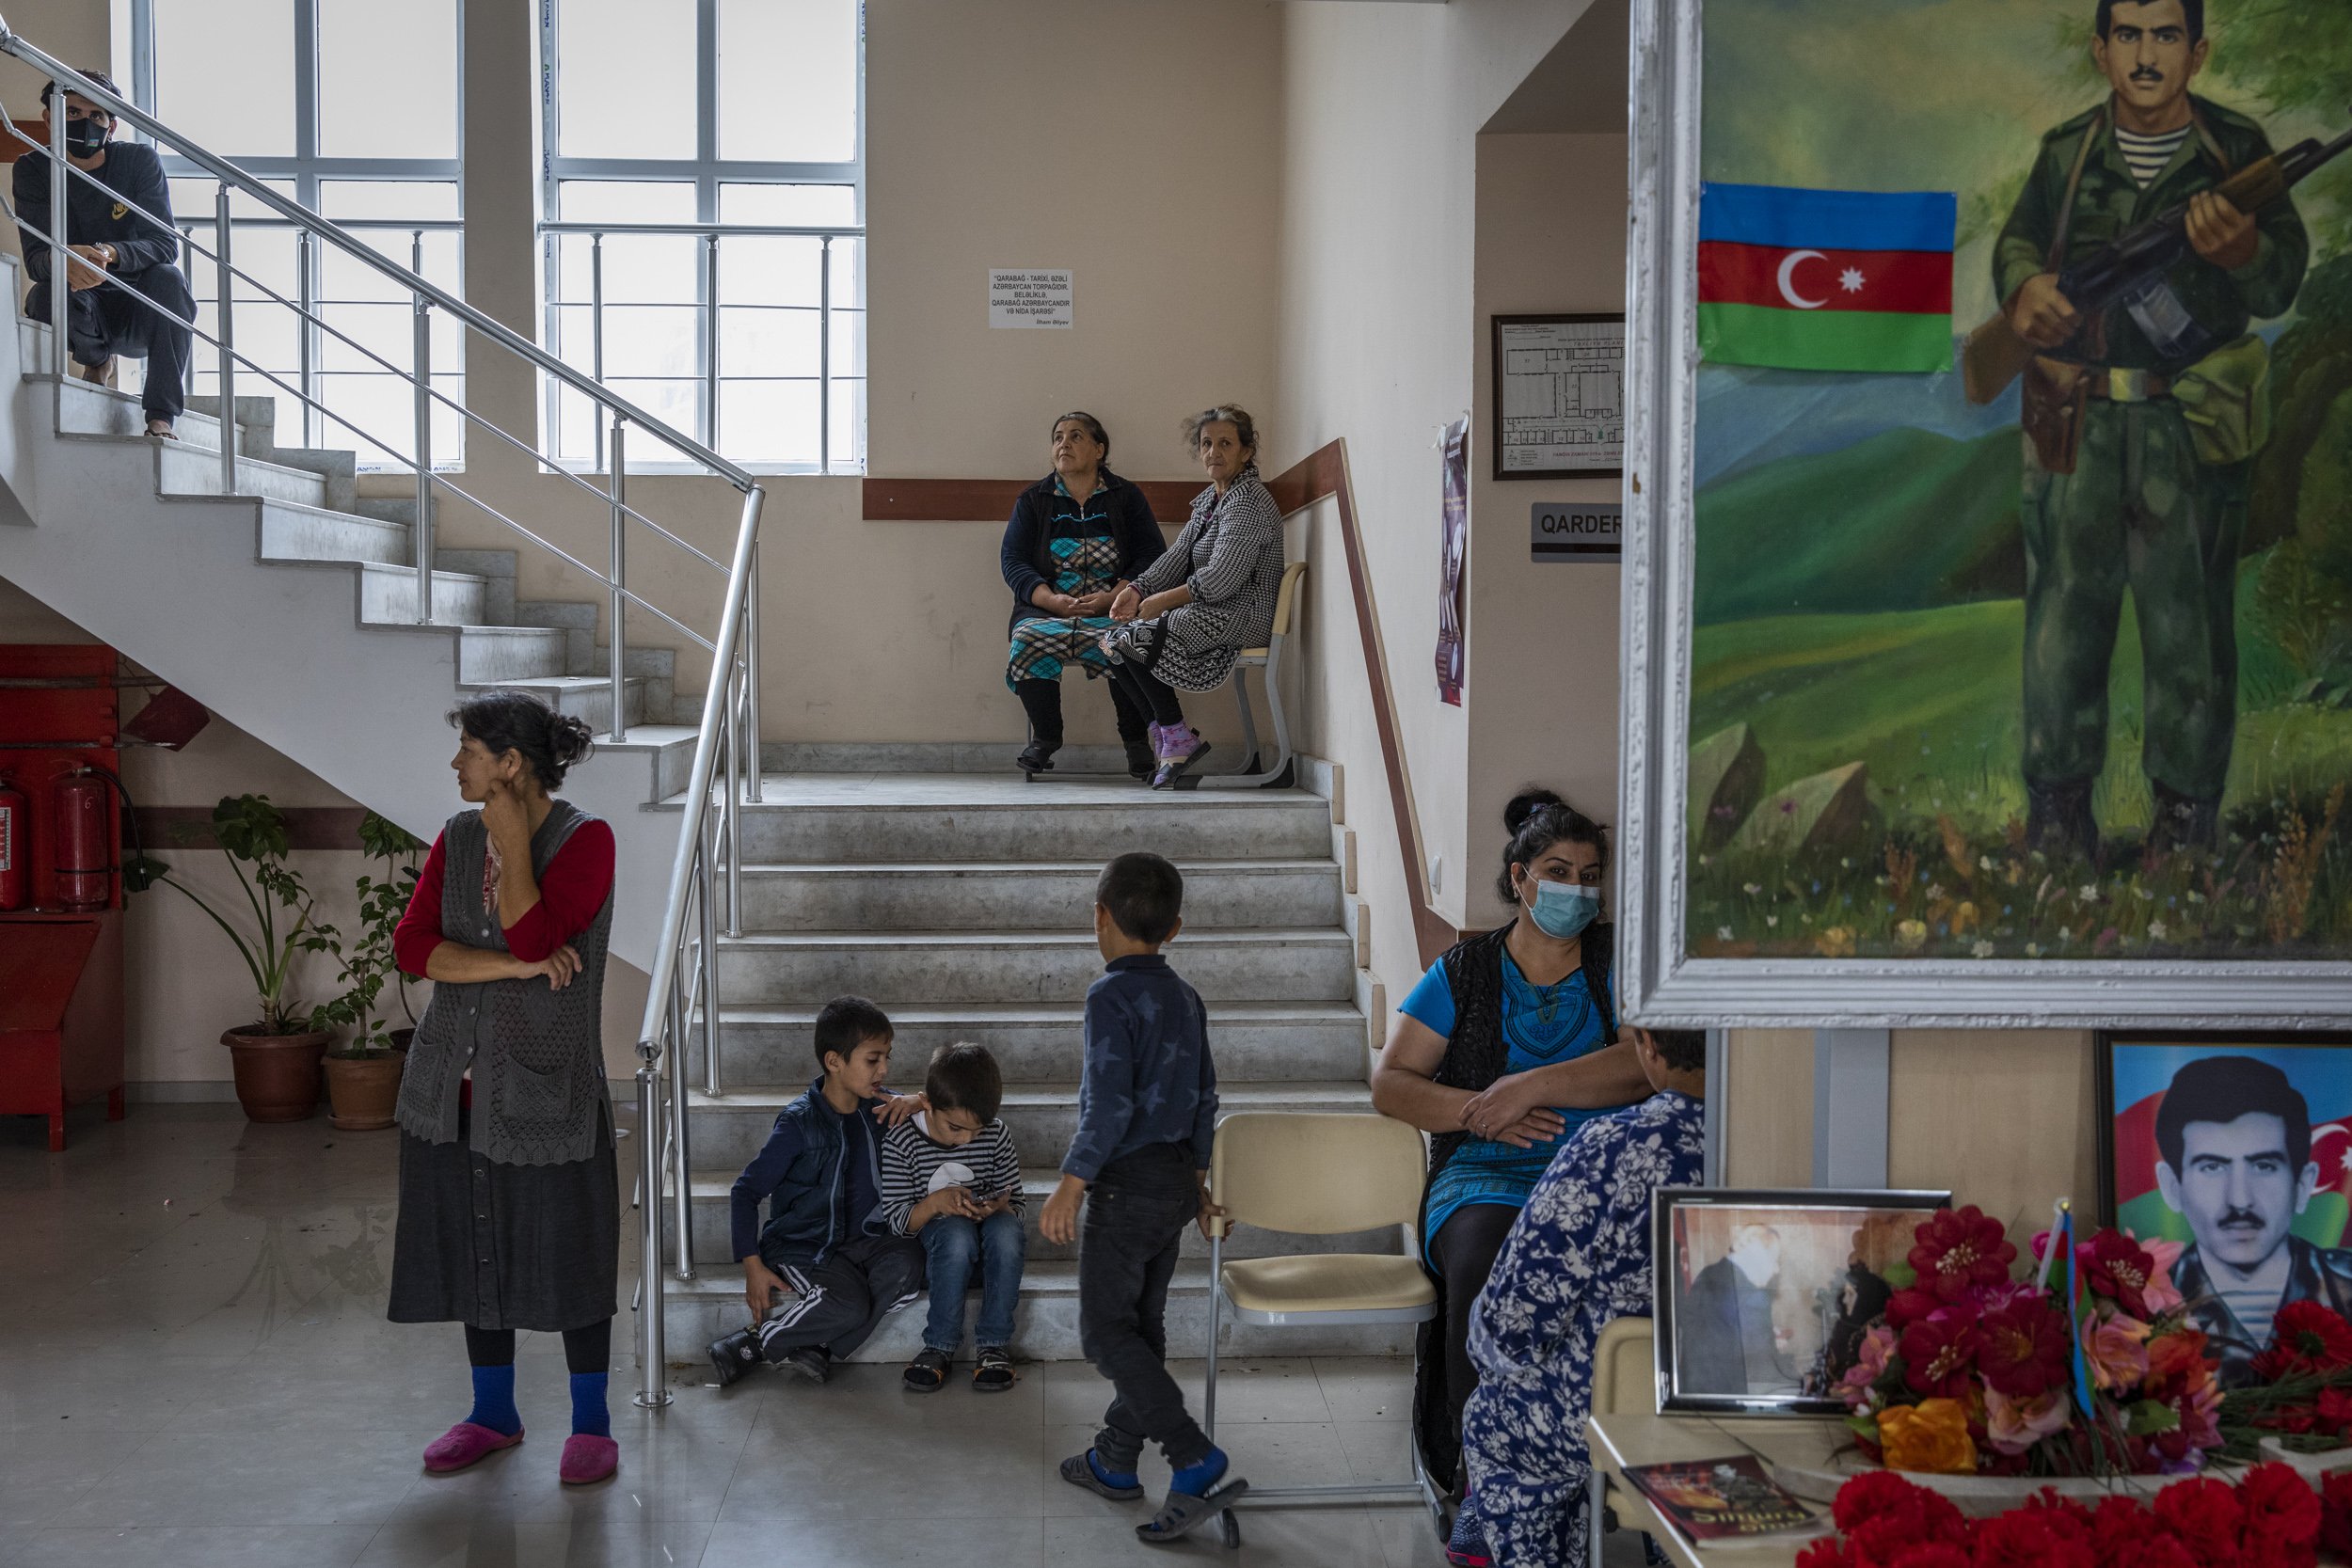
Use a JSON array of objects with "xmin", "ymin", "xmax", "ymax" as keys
[{"xmin": 1992, "ymin": 0, "xmax": 2310, "ymax": 862}]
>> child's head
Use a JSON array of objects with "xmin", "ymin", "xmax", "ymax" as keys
[
  {"xmin": 1633, "ymin": 1025, "xmax": 1708, "ymax": 1091},
  {"xmin": 813, "ymin": 994, "xmax": 893, "ymax": 1098},
  {"xmin": 1094, "ymin": 851, "xmax": 1184, "ymax": 957},
  {"xmin": 922, "ymin": 1041, "xmax": 1002, "ymax": 1148}
]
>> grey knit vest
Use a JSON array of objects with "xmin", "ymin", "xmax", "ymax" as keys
[{"xmin": 395, "ymin": 799, "xmax": 615, "ymax": 1165}]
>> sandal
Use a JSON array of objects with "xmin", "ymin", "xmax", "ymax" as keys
[
  {"xmin": 902, "ymin": 1346, "xmax": 951, "ymax": 1392},
  {"xmin": 1059, "ymin": 1449, "xmax": 1145, "ymax": 1502},
  {"xmin": 1015, "ymin": 739, "xmax": 1057, "ymax": 775},
  {"xmin": 972, "ymin": 1346, "xmax": 1017, "ymax": 1392},
  {"xmin": 1136, "ymin": 1478, "xmax": 1250, "ymax": 1544}
]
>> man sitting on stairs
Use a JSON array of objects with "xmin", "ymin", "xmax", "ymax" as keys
[{"xmin": 13, "ymin": 72, "xmax": 192, "ymax": 440}]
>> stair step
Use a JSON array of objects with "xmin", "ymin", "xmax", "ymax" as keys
[
  {"xmin": 734, "ymin": 857, "xmax": 1342, "ymax": 932},
  {"xmin": 156, "ymin": 438, "xmax": 331, "ymax": 506},
  {"xmin": 683, "ymin": 1080, "xmax": 1375, "ymax": 1174},
  {"xmin": 713, "ymin": 926, "xmax": 1358, "ymax": 1006},
  {"xmin": 656, "ymin": 1258, "xmax": 1415, "ymax": 1364},
  {"xmin": 669, "ymin": 1165, "xmax": 1402, "ymax": 1268},
  {"xmin": 705, "ymin": 1000, "xmax": 1369, "ymax": 1086},
  {"xmin": 49, "ymin": 374, "xmax": 248, "ymax": 455},
  {"xmin": 462, "ymin": 673, "xmax": 646, "ymax": 731},
  {"xmin": 453, "ymin": 625, "xmax": 571, "ymax": 684},
  {"xmin": 357, "ymin": 562, "xmax": 489, "ymax": 627},
  {"xmin": 257, "ymin": 499, "xmax": 409, "ymax": 566},
  {"xmin": 673, "ymin": 774, "xmax": 1334, "ymax": 864}
]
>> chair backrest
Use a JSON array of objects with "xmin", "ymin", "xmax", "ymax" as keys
[
  {"xmin": 1269, "ymin": 560, "xmax": 1308, "ymax": 640},
  {"xmin": 1211, "ymin": 1110, "xmax": 1424, "ymax": 1236},
  {"xmin": 1589, "ymin": 1316, "xmax": 1657, "ymax": 1417}
]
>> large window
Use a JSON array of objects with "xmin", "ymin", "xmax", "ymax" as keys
[
  {"xmin": 130, "ymin": 0, "xmax": 465, "ymax": 469},
  {"xmin": 541, "ymin": 0, "xmax": 866, "ymax": 473}
]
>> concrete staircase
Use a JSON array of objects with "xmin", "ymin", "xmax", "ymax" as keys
[{"xmin": 657, "ymin": 768, "xmax": 1410, "ymax": 1364}]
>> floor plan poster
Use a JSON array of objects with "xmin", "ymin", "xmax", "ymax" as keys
[{"xmin": 1493, "ymin": 313, "xmax": 1626, "ymax": 478}]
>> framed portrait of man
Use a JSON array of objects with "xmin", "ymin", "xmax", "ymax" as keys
[
  {"xmin": 2098, "ymin": 1033, "xmax": 2352, "ymax": 1386},
  {"xmin": 1615, "ymin": 0, "xmax": 2352, "ymax": 1024},
  {"xmin": 1652, "ymin": 1188, "xmax": 1951, "ymax": 1416}
]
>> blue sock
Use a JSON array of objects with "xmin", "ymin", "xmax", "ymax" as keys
[
  {"xmin": 1170, "ymin": 1446, "xmax": 1228, "ymax": 1497},
  {"xmin": 467, "ymin": 1364, "xmax": 520, "ymax": 1435},
  {"xmin": 1089, "ymin": 1449, "xmax": 1139, "ymax": 1489},
  {"xmin": 569, "ymin": 1371, "xmax": 611, "ymax": 1438}
]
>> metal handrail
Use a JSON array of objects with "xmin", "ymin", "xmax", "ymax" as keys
[
  {"xmin": 541, "ymin": 221, "xmax": 864, "ymax": 237},
  {"xmin": 0, "ymin": 22, "xmax": 767, "ymax": 1409}
]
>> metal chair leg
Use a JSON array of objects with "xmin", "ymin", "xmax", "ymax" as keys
[
  {"xmin": 1231, "ymin": 666, "xmax": 1263, "ymax": 774},
  {"xmin": 1204, "ymin": 1233, "xmax": 1222, "ymax": 1441},
  {"xmin": 1589, "ymin": 1465, "xmax": 1608, "ymax": 1567}
]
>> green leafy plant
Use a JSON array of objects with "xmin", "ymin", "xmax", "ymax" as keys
[
  {"xmin": 152, "ymin": 794, "xmax": 342, "ymax": 1035},
  {"xmin": 320, "ymin": 811, "xmax": 427, "ymax": 1057}
]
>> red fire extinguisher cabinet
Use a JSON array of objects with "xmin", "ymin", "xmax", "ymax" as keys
[{"xmin": 0, "ymin": 643, "xmax": 128, "ymax": 1150}]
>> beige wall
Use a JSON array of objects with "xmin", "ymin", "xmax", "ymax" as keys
[{"xmin": 1465, "ymin": 130, "xmax": 1628, "ymax": 930}]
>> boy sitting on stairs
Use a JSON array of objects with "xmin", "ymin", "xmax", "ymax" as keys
[
  {"xmin": 707, "ymin": 995, "xmax": 927, "ymax": 1387},
  {"xmin": 1041, "ymin": 851, "xmax": 1245, "ymax": 1544},
  {"xmin": 882, "ymin": 1041, "xmax": 1027, "ymax": 1393}
]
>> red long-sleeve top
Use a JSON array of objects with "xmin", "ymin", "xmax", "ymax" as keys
[{"xmin": 393, "ymin": 818, "xmax": 617, "ymax": 975}]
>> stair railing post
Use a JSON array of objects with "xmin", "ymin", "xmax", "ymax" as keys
[
  {"xmin": 214, "ymin": 184, "xmax": 236, "ymax": 497},
  {"xmin": 702, "ymin": 230, "xmax": 720, "ymax": 451},
  {"xmin": 608, "ymin": 417, "xmax": 628, "ymax": 742},
  {"xmin": 743, "ymin": 536, "xmax": 763, "ymax": 803},
  {"xmin": 45, "ymin": 89, "xmax": 67, "ymax": 375},
  {"xmin": 818, "ymin": 234, "xmax": 832, "ymax": 475},
  {"xmin": 723, "ymin": 663, "xmax": 742, "ymax": 939},
  {"xmin": 665, "ymin": 943, "xmax": 694, "ymax": 1281},
  {"xmin": 411, "ymin": 279, "xmax": 434, "ymax": 625},
  {"xmin": 633, "ymin": 1052, "xmax": 670, "ymax": 1408},
  {"xmin": 590, "ymin": 230, "xmax": 606, "ymax": 472},
  {"xmin": 700, "ymin": 801, "xmax": 724, "ymax": 1100}
]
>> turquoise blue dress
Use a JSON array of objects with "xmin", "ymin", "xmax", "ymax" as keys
[{"xmin": 1400, "ymin": 952, "xmax": 1616, "ymax": 1262}]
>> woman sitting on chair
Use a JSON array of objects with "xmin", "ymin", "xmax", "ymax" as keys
[
  {"xmin": 1460, "ymin": 1026, "xmax": 1708, "ymax": 1568},
  {"xmin": 1096, "ymin": 404, "xmax": 1284, "ymax": 789},
  {"xmin": 1001, "ymin": 411, "xmax": 1168, "ymax": 779}
]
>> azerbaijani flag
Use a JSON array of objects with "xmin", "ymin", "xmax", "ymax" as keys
[{"xmin": 1697, "ymin": 182, "xmax": 1957, "ymax": 373}]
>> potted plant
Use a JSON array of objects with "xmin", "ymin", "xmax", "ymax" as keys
[
  {"xmin": 318, "ymin": 811, "xmax": 425, "ymax": 1131},
  {"xmin": 148, "ymin": 794, "xmax": 343, "ymax": 1122}
]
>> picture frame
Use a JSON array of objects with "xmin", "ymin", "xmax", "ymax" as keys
[
  {"xmin": 1489, "ymin": 312, "xmax": 1626, "ymax": 481},
  {"xmin": 1651, "ymin": 1186, "xmax": 1951, "ymax": 1417},
  {"xmin": 2095, "ymin": 1031, "xmax": 2352, "ymax": 1387},
  {"xmin": 1613, "ymin": 0, "xmax": 2352, "ymax": 1025}
]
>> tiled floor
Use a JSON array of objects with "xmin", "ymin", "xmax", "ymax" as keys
[{"xmin": 3, "ymin": 1104, "xmax": 1610, "ymax": 1568}]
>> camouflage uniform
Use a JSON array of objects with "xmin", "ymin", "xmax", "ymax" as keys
[{"xmin": 1994, "ymin": 94, "xmax": 2308, "ymax": 853}]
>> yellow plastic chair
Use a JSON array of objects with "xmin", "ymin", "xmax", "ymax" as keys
[
  {"xmin": 1586, "ymin": 1315, "xmax": 1658, "ymax": 1565},
  {"xmin": 1204, "ymin": 1110, "xmax": 1445, "ymax": 1538},
  {"xmin": 1198, "ymin": 560, "xmax": 1307, "ymax": 788}
]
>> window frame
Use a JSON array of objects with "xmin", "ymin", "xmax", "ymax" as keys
[
  {"xmin": 125, "ymin": 0, "xmax": 467, "ymax": 462},
  {"xmin": 538, "ymin": 0, "xmax": 866, "ymax": 475}
]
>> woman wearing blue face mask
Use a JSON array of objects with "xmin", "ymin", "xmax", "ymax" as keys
[{"xmin": 1369, "ymin": 788, "xmax": 1650, "ymax": 1561}]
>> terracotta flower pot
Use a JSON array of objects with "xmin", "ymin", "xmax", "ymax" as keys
[
  {"xmin": 218, "ymin": 1025, "xmax": 332, "ymax": 1122},
  {"xmin": 325, "ymin": 1048, "xmax": 407, "ymax": 1132}
]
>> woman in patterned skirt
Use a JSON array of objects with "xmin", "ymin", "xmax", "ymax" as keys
[
  {"xmin": 1098, "ymin": 404, "xmax": 1286, "ymax": 789},
  {"xmin": 1000, "ymin": 411, "xmax": 1168, "ymax": 778}
]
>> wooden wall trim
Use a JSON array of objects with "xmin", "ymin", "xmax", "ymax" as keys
[{"xmin": 866, "ymin": 443, "xmax": 1458, "ymax": 970}]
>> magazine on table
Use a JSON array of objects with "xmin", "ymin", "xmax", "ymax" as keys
[{"xmin": 1621, "ymin": 1454, "xmax": 1826, "ymax": 1545}]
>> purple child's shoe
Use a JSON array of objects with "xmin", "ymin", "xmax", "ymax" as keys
[
  {"xmin": 421, "ymin": 1421, "xmax": 523, "ymax": 1474},
  {"xmin": 560, "ymin": 1433, "xmax": 620, "ymax": 1485}
]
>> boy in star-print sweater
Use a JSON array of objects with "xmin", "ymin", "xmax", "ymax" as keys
[{"xmin": 1040, "ymin": 851, "xmax": 1231, "ymax": 1527}]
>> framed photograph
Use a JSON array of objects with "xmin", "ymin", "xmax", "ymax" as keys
[
  {"xmin": 1614, "ymin": 0, "xmax": 2352, "ymax": 1024},
  {"xmin": 2097, "ymin": 1032, "xmax": 2352, "ymax": 1387},
  {"xmin": 1490, "ymin": 313, "xmax": 1625, "ymax": 480},
  {"xmin": 1652, "ymin": 1187, "xmax": 1951, "ymax": 1417}
]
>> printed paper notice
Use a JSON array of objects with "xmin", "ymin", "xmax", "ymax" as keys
[{"xmin": 990, "ymin": 269, "xmax": 1073, "ymax": 328}]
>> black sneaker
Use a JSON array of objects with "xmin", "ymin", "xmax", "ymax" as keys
[
  {"xmin": 1123, "ymin": 739, "xmax": 1154, "ymax": 781},
  {"xmin": 903, "ymin": 1346, "xmax": 951, "ymax": 1392},
  {"xmin": 707, "ymin": 1327, "xmax": 758, "ymax": 1389},
  {"xmin": 779, "ymin": 1345, "xmax": 831, "ymax": 1385},
  {"xmin": 973, "ymin": 1346, "xmax": 1017, "ymax": 1392},
  {"xmin": 1016, "ymin": 739, "xmax": 1059, "ymax": 776}
]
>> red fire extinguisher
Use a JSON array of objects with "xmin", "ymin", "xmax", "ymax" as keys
[
  {"xmin": 0, "ymin": 775, "xmax": 24, "ymax": 911},
  {"xmin": 55, "ymin": 768, "xmax": 113, "ymax": 911}
]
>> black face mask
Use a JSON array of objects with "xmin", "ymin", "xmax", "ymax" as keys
[{"xmin": 62, "ymin": 117, "xmax": 108, "ymax": 157}]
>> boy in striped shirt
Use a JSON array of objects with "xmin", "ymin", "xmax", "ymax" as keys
[{"xmin": 884, "ymin": 1042, "xmax": 1027, "ymax": 1392}]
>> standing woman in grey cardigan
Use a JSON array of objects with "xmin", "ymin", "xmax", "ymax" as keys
[
  {"xmin": 389, "ymin": 692, "xmax": 622, "ymax": 1487},
  {"xmin": 1098, "ymin": 404, "xmax": 1286, "ymax": 788}
]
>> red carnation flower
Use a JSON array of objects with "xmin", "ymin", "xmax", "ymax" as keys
[
  {"xmin": 1977, "ymin": 1298, "xmax": 2069, "ymax": 1398},
  {"xmin": 2238, "ymin": 1462, "xmax": 2322, "ymax": 1566},
  {"xmin": 1899, "ymin": 1315, "xmax": 1983, "ymax": 1400},
  {"xmin": 2024, "ymin": 1488, "xmax": 2097, "ymax": 1542},
  {"xmin": 2250, "ymin": 1303, "xmax": 2352, "ymax": 1382},
  {"xmin": 2080, "ymin": 1229, "xmax": 2159, "ymax": 1319},
  {"xmin": 1908, "ymin": 1206, "xmax": 2018, "ymax": 1304},
  {"xmin": 2318, "ymin": 1472, "xmax": 2352, "ymax": 1560},
  {"xmin": 2317, "ymin": 1386, "xmax": 2352, "ymax": 1437},
  {"xmin": 1886, "ymin": 1544, "xmax": 1970, "ymax": 1568},
  {"xmin": 2153, "ymin": 1477, "xmax": 2245, "ymax": 1562},
  {"xmin": 1834, "ymin": 1470, "xmax": 1935, "ymax": 1533},
  {"xmin": 1975, "ymin": 1510, "xmax": 2094, "ymax": 1568},
  {"xmin": 1797, "ymin": 1540, "xmax": 1853, "ymax": 1568}
]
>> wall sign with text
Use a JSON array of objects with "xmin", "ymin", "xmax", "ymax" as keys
[
  {"xmin": 1492, "ymin": 312, "xmax": 1626, "ymax": 480},
  {"xmin": 1531, "ymin": 500, "xmax": 1622, "ymax": 562},
  {"xmin": 989, "ymin": 269, "xmax": 1073, "ymax": 328}
]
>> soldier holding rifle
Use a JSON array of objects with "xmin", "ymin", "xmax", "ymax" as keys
[{"xmin": 1985, "ymin": 0, "xmax": 2310, "ymax": 862}]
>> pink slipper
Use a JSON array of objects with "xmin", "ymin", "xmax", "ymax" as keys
[
  {"xmin": 560, "ymin": 1433, "xmax": 620, "ymax": 1485},
  {"xmin": 422, "ymin": 1421, "xmax": 523, "ymax": 1473}
]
